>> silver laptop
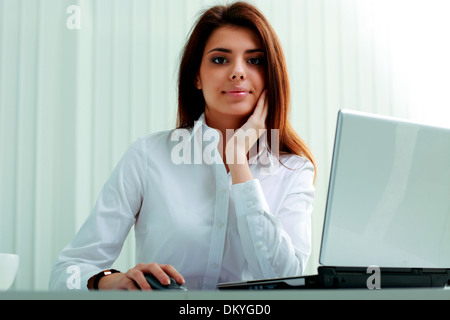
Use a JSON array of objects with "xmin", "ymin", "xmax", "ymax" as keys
[{"xmin": 218, "ymin": 109, "xmax": 450, "ymax": 289}]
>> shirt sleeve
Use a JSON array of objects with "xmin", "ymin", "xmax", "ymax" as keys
[
  {"xmin": 48, "ymin": 139, "xmax": 146, "ymax": 291},
  {"xmin": 231, "ymin": 160, "xmax": 315, "ymax": 279}
]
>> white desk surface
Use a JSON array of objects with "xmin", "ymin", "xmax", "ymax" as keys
[{"xmin": 1, "ymin": 288, "xmax": 449, "ymax": 300}]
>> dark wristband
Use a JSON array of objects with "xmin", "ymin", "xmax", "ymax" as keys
[{"xmin": 92, "ymin": 269, "xmax": 121, "ymax": 290}]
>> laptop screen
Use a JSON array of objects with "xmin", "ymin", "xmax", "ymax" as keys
[{"xmin": 320, "ymin": 110, "xmax": 450, "ymax": 269}]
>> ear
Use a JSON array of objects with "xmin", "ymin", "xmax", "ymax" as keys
[{"xmin": 195, "ymin": 74, "xmax": 202, "ymax": 90}]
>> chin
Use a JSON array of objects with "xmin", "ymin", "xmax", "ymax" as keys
[
  {"xmin": 225, "ymin": 100, "xmax": 256, "ymax": 115},
  {"xmin": 205, "ymin": 98, "xmax": 257, "ymax": 120},
  {"xmin": 224, "ymin": 107, "xmax": 254, "ymax": 118}
]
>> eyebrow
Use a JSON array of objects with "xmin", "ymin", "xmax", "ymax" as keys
[{"xmin": 207, "ymin": 47, "xmax": 265, "ymax": 54}]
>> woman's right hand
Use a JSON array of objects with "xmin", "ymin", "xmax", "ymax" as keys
[{"xmin": 97, "ymin": 263, "xmax": 185, "ymax": 290}]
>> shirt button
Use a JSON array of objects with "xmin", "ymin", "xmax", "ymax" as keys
[
  {"xmin": 244, "ymin": 187, "xmax": 252, "ymax": 194},
  {"xmin": 247, "ymin": 201, "xmax": 254, "ymax": 207},
  {"xmin": 256, "ymin": 241, "xmax": 263, "ymax": 249},
  {"xmin": 218, "ymin": 222, "xmax": 224, "ymax": 228},
  {"xmin": 213, "ymin": 263, "xmax": 218, "ymax": 269}
]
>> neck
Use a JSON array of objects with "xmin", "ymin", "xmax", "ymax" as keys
[
  {"xmin": 204, "ymin": 108, "xmax": 250, "ymax": 173},
  {"xmin": 204, "ymin": 108, "xmax": 248, "ymax": 143}
]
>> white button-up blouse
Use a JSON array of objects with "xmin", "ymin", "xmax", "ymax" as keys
[{"xmin": 49, "ymin": 113, "xmax": 315, "ymax": 291}]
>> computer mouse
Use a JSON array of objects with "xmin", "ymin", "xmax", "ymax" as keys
[{"xmin": 143, "ymin": 273, "xmax": 187, "ymax": 291}]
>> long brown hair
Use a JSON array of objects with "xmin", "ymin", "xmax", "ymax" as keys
[{"xmin": 176, "ymin": 1, "xmax": 316, "ymax": 178}]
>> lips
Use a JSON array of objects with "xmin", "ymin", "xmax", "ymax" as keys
[{"xmin": 222, "ymin": 88, "xmax": 252, "ymax": 98}]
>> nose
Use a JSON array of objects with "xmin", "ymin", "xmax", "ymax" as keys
[
  {"xmin": 231, "ymin": 73, "xmax": 245, "ymax": 80},
  {"xmin": 230, "ymin": 61, "xmax": 246, "ymax": 81}
]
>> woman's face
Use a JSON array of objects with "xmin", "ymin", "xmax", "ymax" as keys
[{"xmin": 196, "ymin": 25, "xmax": 266, "ymax": 120}]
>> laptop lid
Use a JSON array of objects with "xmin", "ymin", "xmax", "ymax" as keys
[{"xmin": 320, "ymin": 109, "xmax": 450, "ymax": 269}]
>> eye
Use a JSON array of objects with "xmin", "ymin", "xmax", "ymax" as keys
[
  {"xmin": 248, "ymin": 57, "xmax": 265, "ymax": 65},
  {"xmin": 211, "ymin": 57, "xmax": 228, "ymax": 64}
]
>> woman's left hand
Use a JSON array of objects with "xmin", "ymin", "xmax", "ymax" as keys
[{"xmin": 225, "ymin": 89, "xmax": 268, "ymax": 164}]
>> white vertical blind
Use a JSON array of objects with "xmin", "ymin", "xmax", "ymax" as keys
[{"xmin": 1, "ymin": 0, "xmax": 449, "ymax": 290}]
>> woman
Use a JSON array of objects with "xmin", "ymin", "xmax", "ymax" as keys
[{"xmin": 49, "ymin": 1, "xmax": 316, "ymax": 291}]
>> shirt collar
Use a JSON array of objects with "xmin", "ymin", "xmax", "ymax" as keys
[{"xmin": 190, "ymin": 112, "xmax": 207, "ymax": 139}]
